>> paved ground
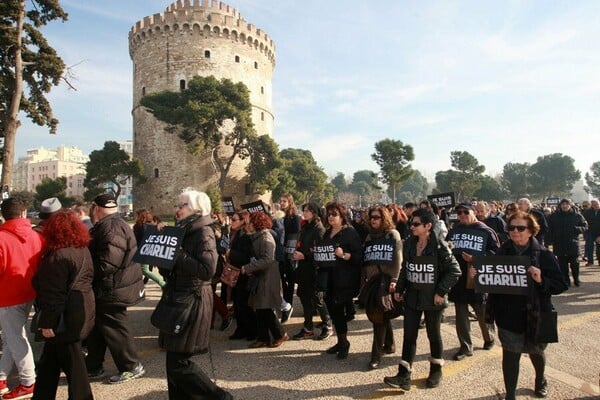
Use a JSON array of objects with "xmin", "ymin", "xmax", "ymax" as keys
[{"xmin": 6, "ymin": 264, "xmax": 599, "ymax": 399}]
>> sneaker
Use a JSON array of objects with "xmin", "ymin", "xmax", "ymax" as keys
[
  {"xmin": 292, "ymin": 329, "xmax": 315, "ymax": 340},
  {"xmin": 315, "ymin": 327, "xmax": 333, "ymax": 340},
  {"xmin": 0, "ymin": 380, "xmax": 8, "ymax": 395},
  {"xmin": 483, "ymin": 339, "xmax": 495, "ymax": 350},
  {"xmin": 281, "ymin": 306, "xmax": 293, "ymax": 323},
  {"xmin": 468, "ymin": 311, "xmax": 478, "ymax": 321},
  {"xmin": 1, "ymin": 384, "xmax": 34, "ymax": 400},
  {"xmin": 453, "ymin": 350, "xmax": 473, "ymax": 361},
  {"xmin": 87, "ymin": 367, "xmax": 105, "ymax": 379},
  {"xmin": 108, "ymin": 363, "xmax": 145, "ymax": 384}
]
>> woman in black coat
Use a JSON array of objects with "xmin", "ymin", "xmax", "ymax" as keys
[
  {"xmin": 316, "ymin": 202, "xmax": 363, "ymax": 359},
  {"xmin": 480, "ymin": 211, "xmax": 567, "ymax": 400},
  {"xmin": 161, "ymin": 189, "xmax": 233, "ymax": 400},
  {"xmin": 32, "ymin": 210, "xmax": 95, "ymax": 400}
]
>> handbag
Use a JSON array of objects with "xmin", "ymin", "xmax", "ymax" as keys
[
  {"xmin": 528, "ymin": 308, "xmax": 558, "ymax": 344},
  {"xmin": 150, "ymin": 288, "xmax": 198, "ymax": 335},
  {"xmin": 30, "ymin": 309, "xmax": 66, "ymax": 342},
  {"xmin": 220, "ymin": 263, "xmax": 241, "ymax": 287}
]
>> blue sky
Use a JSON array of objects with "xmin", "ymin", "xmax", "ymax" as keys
[{"xmin": 17, "ymin": 0, "xmax": 600, "ymax": 182}]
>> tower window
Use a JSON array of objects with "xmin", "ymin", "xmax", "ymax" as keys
[
  {"xmin": 204, "ymin": 50, "xmax": 210, "ymax": 58},
  {"xmin": 154, "ymin": 168, "xmax": 159, "ymax": 178},
  {"xmin": 254, "ymin": 61, "xmax": 258, "ymax": 69},
  {"xmin": 261, "ymin": 112, "xmax": 264, "ymax": 121},
  {"xmin": 142, "ymin": 86, "xmax": 146, "ymax": 96},
  {"xmin": 235, "ymin": 55, "xmax": 240, "ymax": 63},
  {"xmin": 261, "ymin": 86, "xmax": 264, "ymax": 94},
  {"xmin": 180, "ymin": 79, "xmax": 186, "ymax": 90}
]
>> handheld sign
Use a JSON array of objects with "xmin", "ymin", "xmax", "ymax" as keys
[
  {"xmin": 133, "ymin": 226, "xmax": 185, "ymax": 270},
  {"xmin": 546, "ymin": 197, "xmax": 560, "ymax": 207},
  {"xmin": 222, "ymin": 196, "xmax": 235, "ymax": 216},
  {"xmin": 240, "ymin": 200, "xmax": 266, "ymax": 214},
  {"xmin": 472, "ymin": 255, "xmax": 529, "ymax": 295},
  {"xmin": 404, "ymin": 256, "xmax": 437, "ymax": 288},
  {"xmin": 364, "ymin": 238, "xmax": 395, "ymax": 265},
  {"xmin": 313, "ymin": 243, "xmax": 337, "ymax": 268},
  {"xmin": 427, "ymin": 192, "xmax": 455, "ymax": 209},
  {"xmin": 448, "ymin": 228, "xmax": 488, "ymax": 256}
]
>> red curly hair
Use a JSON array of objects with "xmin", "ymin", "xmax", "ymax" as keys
[
  {"xmin": 43, "ymin": 210, "xmax": 91, "ymax": 251},
  {"xmin": 249, "ymin": 211, "xmax": 273, "ymax": 231}
]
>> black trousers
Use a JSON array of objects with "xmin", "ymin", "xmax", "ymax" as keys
[
  {"xmin": 279, "ymin": 261, "xmax": 296, "ymax": 305},
  {"xmin": 85, "ymin": 304, "xmax": 139, "ymax": 372},
  {"xmin": 402, "ymin": 306, "xmax": 443, "ymax": 364},
  {"xmin": 255, "ymin": 309, "xmax": 285, "ymax": 343},
  {"xmin": 166, "ymin": 352, "xmax": 230, "ymax": 400},
  {"xmin": 326, "ymin": 299, "xmax": 348, "ymax": 336},
  {"xmin": 298, "ymin": 289, "xmax": 331, "ymax": 330},
  {"xmin": 33, "ymin": 340, "xmax": 93, "ymax": 400},
  {"xmin": 231, "ymin": 276, "xmax": 257, "ymax": 337},
  {"xmin": 502, "ymin": 348, "xmax": 546, "ymax": 400},
  {"xmin": 371, "ymin": 320, "xmax": 395, "ymax": 363},
  {"xmin": 557, "ymin": 255, "xmax": 579, "ymax": 284}
]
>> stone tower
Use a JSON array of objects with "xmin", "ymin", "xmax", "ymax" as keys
[{"xmin": 129, "ymin": 0, "xmax": 275, "ymax": 215}]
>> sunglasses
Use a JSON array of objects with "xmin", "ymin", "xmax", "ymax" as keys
[
  {"xmin": 508, "ymin": 225, "xmax": 527, "ymax": 232},
  {"xmin": 174, "ymin": 202, "xmax": 188, "ymax": 209},
  {"xmin": 231, "ymin": 218, "xmax": 241, "ymax": 222},
  {"xmin": 327, "ymin": 212, "xmax": 340, "ymax": 217},
  {"xmin": 410, "ymin": 222, "xmax": 423, "ymax": 227},
  {"xmin": 370, "ymin": 215, "xmax": 382, "ymax": 220},
  {"xmin": 456, "ymin": 209, "xmax": 471, "ymax": 215}
]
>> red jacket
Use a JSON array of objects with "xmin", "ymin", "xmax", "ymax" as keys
[{"xmin": 0, "ymin": 218, "xmax": 44, "ymax": 307}]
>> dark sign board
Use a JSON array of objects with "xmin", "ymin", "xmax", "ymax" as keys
[
  {"xmin": 473, "ymin": 255, "xmax": 529, "ymax": 295},
  {"xmin": 240, "ymin": 200, "xmax": 267, "ymax": 214},
  {"xmin": 448, "ymin": 228, "xmax": 488, "ymax": 256},
  {"xmin": 546, "ymin": 197, "xmax": 560, "ymax": 206},
  {"xmin": 133, "ymin": 226, "xmax": 185, "ymax": 270},
  {"xmin": 404, "ymin": 256, "xmax": 437, "ymax": 288},
  {"xmin": 313, "ymin": 243, "xmax": 337, "ymax": 268},
  {"xmin": 364, "ymin": 238, "xmax": 396, "ymax": 265},
  {"xmin": 222, "ymin": 196, "xmax": 235, "ymax": 216},
  {"xmin": 427, "ymin": 192, "xmax": 456, "ymax": 208}
]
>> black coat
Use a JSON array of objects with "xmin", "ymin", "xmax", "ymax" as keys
[
  {"xmin": 160, "ymin": 214, "xmax": 217, "ymax": 354},
  {"xmin": 487, "ymin": 238, "xmax": 567, "ymax": 337},
  {"xmin": 547, "ymin": 208, "xmax": 587, "ymax": 256},
  {"xmin": 89, "ymin": 213, "xmax": 145, "ymax": 307},
  {"xmin": 583, "ymin": 207, "xmax": 600, "ymax": 237},
  {"xmin": 32, "ymin": 247, "xmax": 95, "ymax": 344},
  {"xmin": 296, "ymin": 219, "xmax": 326, "ymax": 297}
]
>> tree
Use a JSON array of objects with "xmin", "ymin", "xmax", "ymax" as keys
[
  {"xmin": 529, "ymin": 153, "xmax": 580, "ymax": 199},
  {"xmin": 272, "ymin": 148, "xmax": 333, "ymax": 204},
  {"xmin": 35, "ymin": 176, "xmax": 69, "ymax": 206},
  {"xmin": 1, "ymin": 0, "xmax": 68, "ymax": 187},
  {"xmin": 140, "ymin": 75, "xmax": 278, "ymax": 193},
  {"xmin": 331, "ymin": 172, "xmax": 348, "ymax": 194},
  {"xmin": 371, "ymin": 139, "xmax": 414, "ymax": 203},
  {"xmin": 395, "ymin": 170, "xmax": 429, "ymax": 204},
  {"xmin": 205, "ymin": 183, "xmax": 222, "ymax": 213},
  {"xmin": 348, "ymin": 170, "xmax": 382, "ymax": 206},
  {"xmin": 474, "ymin": 175, "xmax": 508, "ymax": 201},
  {"xmin": 245, "ymin": 133, "xmax": 281, "ymax": 195},
  {"xmin": 501, "ymin": 162, "xmax": 532, "ymax": 199},
  {"xmin": 83, "ymin": 141, "xmax": 145, "ymax": 200},
  {"xmin": 584, "ymin": 161, "xmax": 600, "ymax": 198},
  {"xmin": 434, "ymin": 151, "xmax": 485, "ymax": 201}
]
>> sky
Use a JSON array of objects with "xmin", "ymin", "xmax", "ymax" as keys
[{"xmin": 16, "ymin": 0, "xmax": 600, "ymax": 183}]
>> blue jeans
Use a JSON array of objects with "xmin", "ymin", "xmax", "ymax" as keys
[{"xmin": 584, "ymin": 232, "xmax": 595, "ymax": 263}]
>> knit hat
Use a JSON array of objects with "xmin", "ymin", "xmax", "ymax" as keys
[
  {"xmin": 93, "ymin": 193, "xmax": 118, "ymax": 208},
  {"xmin": 303, "ymin": 202, "xmax": 322, "ymax": 220},
  {"xmin": 39, "ymin": 197, "xmax": 62, "ymax": 220}
]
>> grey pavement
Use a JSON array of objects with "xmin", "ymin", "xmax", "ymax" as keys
[{"xmin": 34, "ymin": 264, "xmax": 600, "ymax": 399}]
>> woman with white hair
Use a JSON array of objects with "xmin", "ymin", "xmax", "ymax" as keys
[{"xmin": 160, "ymin": 188, "xmax": 234, "ymax": 399}]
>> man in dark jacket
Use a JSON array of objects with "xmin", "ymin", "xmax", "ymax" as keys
[
  {"xmin": 547, "ymin": 198, "xmax": 587, "ymax": 287},
  {"xmin": 517, "ymin": 198, "xmax": 549, "ymax": 244},
  {"xmin": 582, "ymin": 199, "xmax": 600, "ymax": 266},
  {"xmin": 85, "ymin": 193, "xmax": 146, "ymax": 384},
  {"xmin": 447, "ymin": 203, "xmax": 499, "ymax": 361}
]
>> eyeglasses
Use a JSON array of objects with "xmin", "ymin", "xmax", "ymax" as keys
[
  {"xmin": 327, "ymin": 212, "xmax": 340, "ymax": 217},
  {"xmin": 456, "ymin": 210, "xmax": 471, "ymax": 215},
  {"xmin": 174, "ymin": 202, "xmax": 188, "ymax": 209},
  {"xmin": 410, "ymin": 222, "xmax": 423, "ymax": 227},
  {"xmin": 508, "ymin": 225, "xmax": 527, "ymax": 232},
  {"xmin": 370, "ymin": 215, "xmax": 382, "ymax": 220}
]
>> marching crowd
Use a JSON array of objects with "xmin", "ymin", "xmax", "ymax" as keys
[{"xmin": 0, "ymin": 190, "xmax": 598, "ymax": 400}]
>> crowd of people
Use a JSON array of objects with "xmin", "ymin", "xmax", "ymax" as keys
[{"xmin": 0, "ymin": 190, "xmax": 595, "ymax": 400}]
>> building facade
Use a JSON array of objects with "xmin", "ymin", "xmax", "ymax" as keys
[{"xmin": 129, "ymin": 0, "xmax": 275, "ymax": 215}]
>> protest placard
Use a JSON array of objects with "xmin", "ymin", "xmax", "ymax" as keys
[
  {"xmin": 448, "ymin": 228, "xmax": 488, "ymax": 256},
  {"xmin": 546, "ymin": 197, "xmax": 560, "ymax": 207},
  {"xmin": 427, "ymin": 192, "xmax": 456, "ymax": 208},
  {"xmin": 473, "ymin": 255, "xmax": 530, "ymax": 295},
  {"xmin": 364, "ymin": 238, "xmax": 396, "ymax": 265},
  {"xmin": 404, "ymin": 256, "xmax": 436, "ymax": 288},
  {"xmin": 313, "ymin": 243, "xmax": 337, "ymax": 268},
  {"xmin": 133, "ymin": 226, "xmax": 185, "ymax": 270},
  {"xmin": 222, "ymin": 196, "xmax": 235, "ymax": 215},
  {"xmin": 240, "ymin": 200, "xmax": 266, "ymax": 214}
]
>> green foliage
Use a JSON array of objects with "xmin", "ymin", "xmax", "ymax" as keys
[
  {"xmin": 395, "ymin": 170, "xmax": 429, "ymax": 204},
  {"xmin": 529, "ymin": 153, "xmax": 580, "ymax": 198},
  {"xmin": 584, "ymin": 161, "xmax": 600, "ymax": 197},
  {"xmin": 371, "ymin": 139, "xmax": 414, "ymax": 202},
  {"xmin": 501, "ymin": 162, "xmax": 532, "ymax": 199},
  {"xmin": 331, "ymin": 172, "xmax": 348, "ymax": 194},
  {"xmin": 205, "ymin": 184, "xmax": 222, "ymax": 213},
  {"xmin": 474, "ymin": 175, "xmax": 508, "ymax": 201},
  {"xmin": 347, "ymin": 170, "xmax": 381, "ymax": 206},
  {"xmin": 1, "ymin": 0, "xmax": 68, "ymax": 186},
  {"xmin": 435, "ymin": 151, "xmax": 485, "ymax": 201},
  {"xmin": 246, "ymin": 134, "xmax": 281, "ymax": 194},
  {"xmin": 83, "ymin": 141, "xmax": 145, "ymax": 200},
  {"xmin": 140, "ymin": 75, "xmax": 274, "ymax": 192},
  {"xmin": 9, "ymin": 190, "xmax": 35, "ymax": 210},
  {"xmin": 35, "ymin": 176, "xmax": 70, "ymax": 207},
  {"xmin": 272, "ymin": 148, "xmax": 333, "ymax": 204}
]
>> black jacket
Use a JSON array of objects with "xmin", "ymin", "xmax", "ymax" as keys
[
  {"xmin": 547, "ymin": 208, "xmax": 587, "ymax": 256},
  {"xmin": 487, "ymin": 238, "xmax": 567, "ymax": 337},
  {"xmin": 582, "ymin": 208, "xmax": 600, "ymax": 237},
  {"xmin": 89, "ymin": 213, "xmax": 145, "ymax": 307},
  {"xmin": 296, "ymin": 219, "xmax": 326, "ymax": 297}
]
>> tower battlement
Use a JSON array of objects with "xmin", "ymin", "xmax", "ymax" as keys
[{"xmin": 130, "ymin": 0, "xmax": 275, "ymax": 65}]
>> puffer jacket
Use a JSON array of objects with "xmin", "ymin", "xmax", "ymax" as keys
[{"xmin": 160, "ymin": 214, "xmax": 217, "ymax": 354}]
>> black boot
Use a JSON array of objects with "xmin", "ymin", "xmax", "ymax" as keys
[
  {"xmin": 426, "ymin": 359, "xmax": 443, "ymax": 388},
  {"xmin": 383, "ymin": 361, "xmax": 411, "ymax": 390}
]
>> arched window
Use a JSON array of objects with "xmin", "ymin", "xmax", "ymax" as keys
[
  {"xmin": 180, "ymin": 79, "xmax": 186, "ymax": 90},
  {"xmin": 204, "ymin": 50, "xmax": 210, "ymax": 58},
  {"xmin": 235, "ymin": 55, "xmax": 240, "ymax": 63},
  {"xmin": 142, "ymin": 87, "xmax": 146, "ymax": 96},
  {"xmin": 154, "ymin": 168, "xmax": 159, "ymax": 178},
  {"xmin": 261, "ymin": 86, "xmax": 264, "ymax": 94},
  {"xmin": 261, "ymin": 112, "xmax": 264, "ymax": 121},
  {"xmin": 254, "ymin": 61, "xmax": 258, "ymax": 69}
]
